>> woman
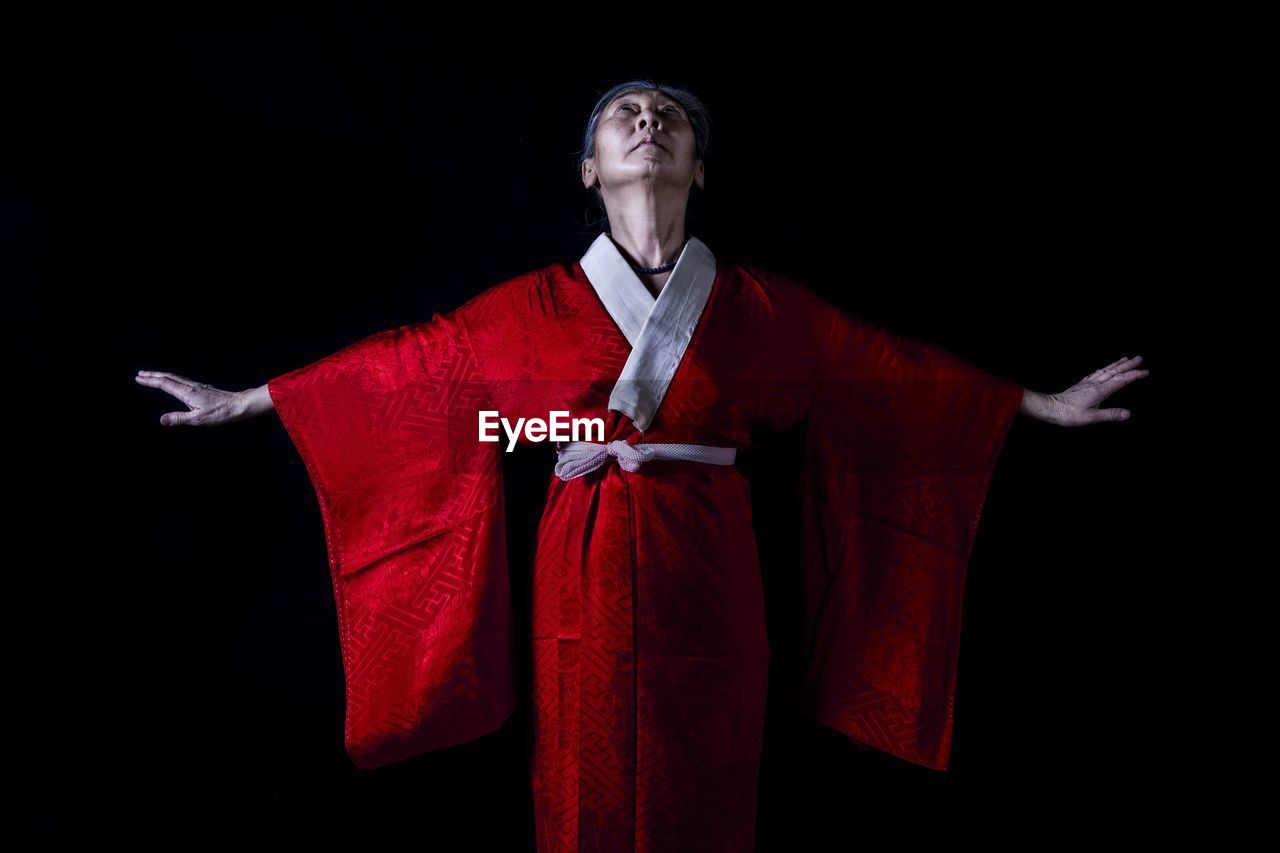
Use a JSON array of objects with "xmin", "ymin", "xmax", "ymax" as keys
[{"xmin": 135, "ymin": 79, "xmax": 1148, "ymax": 852}]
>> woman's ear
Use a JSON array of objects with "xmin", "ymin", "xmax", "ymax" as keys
[{"xmin": 582, "ymin": 159, "xmax": 598, "ymax": 190}]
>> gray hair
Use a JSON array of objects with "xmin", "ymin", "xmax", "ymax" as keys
[{"xmin": 576, "ymin": 79, "xmax": 713, "ymax": 232}]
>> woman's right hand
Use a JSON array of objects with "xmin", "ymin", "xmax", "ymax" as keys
[{"xmin": 134, "ymin": 370, "xmax": 264, "ymax": 426}]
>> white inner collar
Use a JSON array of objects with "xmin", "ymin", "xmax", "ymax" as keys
[{"xmin": 578, "ymin": 232, "xmax": 718, "ymax": 432}]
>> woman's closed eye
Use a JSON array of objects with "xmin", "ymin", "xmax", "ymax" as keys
[{"xmin": 618, "ymin": 104, "xmax": 681, "ymax": 116}]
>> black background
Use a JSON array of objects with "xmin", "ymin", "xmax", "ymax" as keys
[{"xmin": 14, "ymin": 5, "xmax": 1213, "ymax": 849}]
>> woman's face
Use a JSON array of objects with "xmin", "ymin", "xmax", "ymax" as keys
[{"xmin": 582, "ymin": 89, "xmax": 704, "ymax": 197}]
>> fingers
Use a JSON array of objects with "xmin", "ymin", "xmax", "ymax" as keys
[
  {"xmin": 137, "ymin": 370, "xmax": 205, "ymax": 425},
  {"xmin": 1086, "ymin": 407, "xmax": 1131, "ymax": 424},
  {"xmin": 135, "ymin": 371, "xmax": 201, "ymax": 405},
  {"xmin": 1088, "ymin": 354, "xmax": 1145, "ymax": 382},
  {"xmin": 137, "ymin": 370, "xmax": 199, "ymax": 390},
  {"xmin": 1096, "ymin": 367, "xmax": 1151, "ymax": 402},
  {"xmin": 1086, "ymin": 357, "xmax": 1127, "ymax": 380},
  {"xmin": 1112, "ymin": 367, "xmax": 1150, "ymax": 386},
  {"xmin": 1060, "ymin": 355, "xmax": 1148, "ymax": 426},
  {"xmin": 159, "ymin": 410, "xmax": 196, "ymax": 427}
]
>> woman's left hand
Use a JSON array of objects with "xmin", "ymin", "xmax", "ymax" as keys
[{"xmin": 1021, "ymin": 355, "xmax": 1149, "ymax": 426}]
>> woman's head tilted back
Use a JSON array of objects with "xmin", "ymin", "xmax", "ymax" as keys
[{"xmin": 577, "ymin": 80, "xmax": 712, "ymax": 233}]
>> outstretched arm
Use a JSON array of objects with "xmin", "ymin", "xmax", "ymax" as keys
[
  {"xmin": 134, "ymin": 371, "xmax": 274, "ymax": 426},
  {"xmin": 1018, "ymin": 355, "xmax": 1149, "ymax": 426}
]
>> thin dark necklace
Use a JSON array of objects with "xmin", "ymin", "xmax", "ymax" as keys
[
  {"xmin": 615, "ymin": 233, "xmax": 685, "ymax": 274},
  {"xmin": 633, "ymin": 258, "xmax": 678, "ymax": 274}
]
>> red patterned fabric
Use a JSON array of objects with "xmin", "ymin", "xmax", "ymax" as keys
[
  {"xmin": 267, "ymin": 260, "xmax": 1024, "ymax": 850},
  {"xmin": 267, "ymin": 307, "xmax": 516, "ymax": 770},
  {"xmin": 790, "ymin": 295, "xmax": 1024, "ymax": 770}
]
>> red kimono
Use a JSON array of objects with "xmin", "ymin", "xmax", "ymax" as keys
[{"xmin": 266, "ymin": 232, "xmax": 1024, "ymax": 851}]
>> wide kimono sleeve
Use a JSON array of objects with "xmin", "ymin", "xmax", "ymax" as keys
[
  {"xmin": 792, "ymin": 302, "xmax": 1024, "ymax": 771},
  {"xmin": 266, "ymin": 297, "xmax": 516, "ymax": 770}
]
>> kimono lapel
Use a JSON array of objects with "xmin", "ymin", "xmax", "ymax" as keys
[{"xmin": 578, "ymin": 231, "xmax": 717, "ymax": 433}]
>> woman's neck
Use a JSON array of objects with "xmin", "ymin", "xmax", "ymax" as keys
[{"xmin": 607, "ymin": 220, "xmax": 688, "ymax": 297}]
